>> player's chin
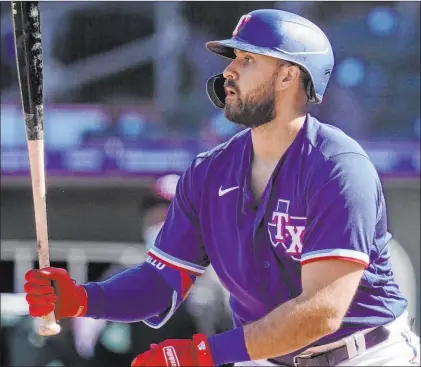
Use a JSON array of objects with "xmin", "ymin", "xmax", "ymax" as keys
[
  {"xmin": 223, "ymin": 106, "xmax": 237, "ymax": 121},
  {"xmin": 224, "ymin": 109, "xmax": 244, "ymax": 126}
]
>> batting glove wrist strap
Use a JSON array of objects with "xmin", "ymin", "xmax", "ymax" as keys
[{"xmin": 131, "ymin": 333, "xmax": 215, "ymax": 366}]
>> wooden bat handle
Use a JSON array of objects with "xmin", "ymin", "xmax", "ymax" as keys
[{"xmin": 27, "ymin": 140, "xmax": 61, "ymax": 336}]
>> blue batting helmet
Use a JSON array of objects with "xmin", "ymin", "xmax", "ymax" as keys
[{"xmin": 206, "ymin": 9, "xmax": 334, "ymax": 108}]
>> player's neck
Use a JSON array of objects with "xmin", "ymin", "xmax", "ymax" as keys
[{"xmin": 251, "ymin": 111, "xmax": 306, "ymax": 163}]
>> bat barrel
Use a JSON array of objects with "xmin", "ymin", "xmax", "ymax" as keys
[{"xmin": 12, "ymin": 1, "xmax": 44, "ymax": 140}]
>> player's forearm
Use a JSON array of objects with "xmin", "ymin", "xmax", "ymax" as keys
[
  {"xmin": 82, "ymin": 264, "xmax": 173, "ymax": 322},
  {"xmin": 207, "ymin": 290, "xmax": 341, "ymax": 366},
  {"xmin": 244, "ymin": 291, "xmax": 342, "ymax": 360}
]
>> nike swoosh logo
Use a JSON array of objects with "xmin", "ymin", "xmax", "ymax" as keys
[{"xmin": 218, "ymin": 185, "xmax": 240, "ymax": 196}]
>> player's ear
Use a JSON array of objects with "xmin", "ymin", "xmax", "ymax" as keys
[{"xmin": 277, "ymin": 63, "xmax": 300, "ymax": 91}]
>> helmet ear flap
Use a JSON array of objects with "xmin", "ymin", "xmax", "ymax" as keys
[
  {"xmin": 306, "ymin": 80, "xmax": 317, "ymax": 103},
  {"xmin": 206, "ymin": 74, "xmax": 226, "ymax": 108}
]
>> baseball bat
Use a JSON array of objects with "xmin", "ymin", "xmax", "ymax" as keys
[{"xmin": 11, "ymin": 1, "xmax": 60, "ymax": 336}]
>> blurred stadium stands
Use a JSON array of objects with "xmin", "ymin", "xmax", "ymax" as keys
[{"xmin": 1, "ymin": 2, "xmax": 420, "ymax": 366}]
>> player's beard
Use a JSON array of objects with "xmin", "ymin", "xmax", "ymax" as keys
[{"xmin": 224, "ymin": 74, "xmax": 277, "ymax": 129}]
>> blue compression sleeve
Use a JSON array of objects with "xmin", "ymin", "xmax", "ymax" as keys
[
  {"xmin": 208, "ymin": 328, "xmax": 250, "ymax": 365},
  {"xmin": 82, "ymin": 263, "xmax": 173, "ymax": 322}
]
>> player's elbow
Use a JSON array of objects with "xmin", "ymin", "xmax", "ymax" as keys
[
  {"xmin": 323, "ymin": 314, "xmax": 343, "ymax": 334},
  {"xmin": 298, "ymin": 294, "xmax": 344, "ymax": 337},
  {"xmin": 311, "ymin": 307, "xmax": 343, "ymax": 338},
  {"xmin": 313, "ymin": 310, "xmax": 343, "ymax": 338}
]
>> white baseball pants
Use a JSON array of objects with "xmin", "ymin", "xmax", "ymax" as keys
[{"xmin": 235, "ymin": 311, "xmax": 420, "ymax": 366}]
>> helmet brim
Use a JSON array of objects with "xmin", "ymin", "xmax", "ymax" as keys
[{"xmin": 205, "ymin": 39, "xmax": 280, "ymax": 60}]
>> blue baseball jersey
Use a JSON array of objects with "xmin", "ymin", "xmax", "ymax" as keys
[{"xmin": 145, "ymin": 114, "xmax": 407, "ymax": 354}]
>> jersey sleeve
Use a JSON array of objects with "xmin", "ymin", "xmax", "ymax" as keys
[
  {"xmin": 301, "ymin": 153, "xmax": 383, "ymax": 269},
  {"xmin": 143, "ymin": 160, "xmax": 209, "ymax": 328}
]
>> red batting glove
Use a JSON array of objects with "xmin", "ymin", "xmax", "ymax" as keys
[
  {"xmin": 24, "ymin": 267, "xmax": 87, "ymax": 320},
  {"xmin": 131, "ymin": 334, "xmax": 215, "ymax": 367}
]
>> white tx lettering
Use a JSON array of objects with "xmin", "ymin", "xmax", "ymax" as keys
[
  {"xmin": 268, "ymin": 199, "xmax": 306, "ymax": 261},
  {"xmin": 272, "ymin": 212, "xmax": 289, "ymax": 241},
  {"xmin": 285, "ymin": 225, "xmax": 305, "ymax": 254}
]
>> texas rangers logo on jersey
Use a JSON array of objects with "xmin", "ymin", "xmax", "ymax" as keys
[
  {"xmin": 233, "ymin": 14, "xmax": 251, "ymax": 36},
  {"xmin": 268, "ymin": 199, "xmax": 306, "ymax": 261}
]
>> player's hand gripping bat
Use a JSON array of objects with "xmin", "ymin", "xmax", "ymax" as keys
[{"xmin": 11, "ymin": 1, "xmax": 60, "ymax": 336}]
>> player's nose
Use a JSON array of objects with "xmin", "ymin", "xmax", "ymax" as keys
[{"xmin": 223, "ymin": 61, "xmax": 238, "ymax": 81}]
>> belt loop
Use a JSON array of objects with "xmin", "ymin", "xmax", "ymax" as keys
[{"xmin": 345, "ymin": 332, "xmax": 366, "ymax": 358}]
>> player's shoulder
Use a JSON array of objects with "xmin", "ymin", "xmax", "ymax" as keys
[
  {"xmin": 193, "ymin": 128, "xmax": 250, "ymax": 168},
  {"xmin": 304, "ymin": 115, "xmax": 381, "ymax": 188},
  {"xmin": 306, "ymin": 114, "xmax": 369, "ymax": 161}
]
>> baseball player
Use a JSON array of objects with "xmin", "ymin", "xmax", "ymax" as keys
[{"xmin": 24, "ymin": 9, "xmax": 419, "ymax": 367}]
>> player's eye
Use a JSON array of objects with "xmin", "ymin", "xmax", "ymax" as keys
[{"xmin": 244, "ymin": 55, "xmax": 253, "ymax": 63}]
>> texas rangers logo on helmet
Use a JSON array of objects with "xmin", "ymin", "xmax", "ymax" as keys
[
  {"xmin": 233, "ymin": 14, "xmax": 252, "ymax": 36},
  {"xmin": 268, "ymin": 199, "xmax": 306, "ymax": 261}
]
